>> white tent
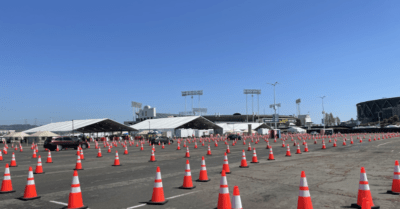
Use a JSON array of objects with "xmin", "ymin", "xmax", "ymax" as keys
[
  {"xmin": 287, "ymin": 126, "xmax": 306, "ymax": 133},
  {"xmin": 215, "ymin": 123, "xmax": 263, "ymax": 134}
]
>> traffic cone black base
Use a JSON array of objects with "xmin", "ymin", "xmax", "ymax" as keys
[
  {"xmin": 387, "ymin": 190, "xmax": 400, "ymax": 195},
  {"xmin": 62, "ymin": 206, "xmax": 88, "ymax": 209},
  {"xmin": 147, "ymin": 200, "xmax": 168, "ymax": 205},
  {"xmin": 239, "ymin": 165, "xmax": 249, "ymax": 168},
  {"xmin": 267, "ymin": 159, "xmax": 275, "ymax": 160},
  {"xmin": 73, "ymin": 168, "xmax": 84, "ymax": 170},
  {"xmin": 18, "ymin": 196, "xmax": 41, "ymax": 201},
  {"xmin": 148, "ymin": 160, "xmax": 157, "ymax": 162},
  {"xmin": 0, "ymin": 190, "xmax": 15, "ymax": 194},
  {"xmin": 33, "ymin": 172, "xmax": 45, "ymax": 174},
  {"xmin": 220, "ymin": 171, "xmax": 231, "ymax": 174},
  {"xmin": 178, "ymin": 185, "xmax": 196, "ymax": 190},
  {"xmin": 350, "ymin": 203, "xmax": 380, "ymax": 209},
  {"xmin": 250, "ymin": 161, "xmax": 259, "ymax": 163},
  {"xmin": 196, "ymin": 178, "xmax": 211, "ymax": 182},
  {"xmin": 112, "ymin": 164, "xmax": 122, "ymax": 166}
]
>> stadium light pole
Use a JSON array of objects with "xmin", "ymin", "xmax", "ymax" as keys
[
  {"xmin": 319, "ymin": 96, "xmax": 326, "ymax": 133},
  {"xmin": 267, "ymin": 82, "xmax": 279, "ymax": 129}
]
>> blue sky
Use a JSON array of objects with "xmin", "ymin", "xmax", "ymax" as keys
[{"xmin": 1, "ymin": 0, "xmax": 399, "ymax": 125}]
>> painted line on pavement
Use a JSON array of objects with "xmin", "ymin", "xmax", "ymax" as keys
[
  {"xmin": 377, "ymin": 142, "xmax": 393, "ymax": 147},
  {"xmin": 126, "ymin": 191, "xmax": 199, "ymax": 209},
  {"xmin": 49, "ymin": 200, "xmax": 68, "ymax": 206},
  {"xmin": 127, "ymin": 203, "xmax": 146, "ymax": 209}
]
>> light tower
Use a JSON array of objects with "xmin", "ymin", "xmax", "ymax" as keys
[
  {"xmin": 268, "ymin": 82, "xmax": 280, "ymax": 129},
  {"xmin": 131, "ymin": 101, "xmax": 142, "ymax": 121},
  {"xmin": 243, "ymin": 89, "xmax": 261, "ymax": 122},
  {"xmin": 182, "ymin": 90, "xmax": 203, "ymax": 116},
  {"xmin": 296, "ymin": 99, "xmax": 301, "ymax": 116}
]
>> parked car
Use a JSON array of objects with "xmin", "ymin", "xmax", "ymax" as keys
[
  {"xmin": 149, "ymin": 136, "xmax": 173, "ymax": 145},
  {"xmin": 43, "ymin": 136, "xmax": 89, "ymax": 151},
  {"xmin": 227, "ymin": 134, "xmax": 242, "ymax": 140},
  {"xmin": 310, "ymin": 131, "xmax": 319, "ymax": 135}
]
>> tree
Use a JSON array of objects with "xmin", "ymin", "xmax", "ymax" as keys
[
  {"xmin": 329, "ymin": 113, "xmax": 334, "ymax": 126},
  {"xmin": 393, "ymin": 115, "xmax": 399, "ymax": 123},
  {"xmin": 336, "ymin": 117, "xmax": 341, "ymax": 126},
  {"xmin": 388, "ymin": 116, "xmax": 394, "ymax": 124}
]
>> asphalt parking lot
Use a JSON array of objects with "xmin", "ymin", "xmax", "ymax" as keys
[{"xmin": 1, "ymin": 134, "xmax": 400, "ymax": 209}]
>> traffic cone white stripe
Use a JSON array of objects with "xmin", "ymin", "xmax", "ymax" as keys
[
  {"xmin": 359, "ymin": 184, "xmax": 370, "ymax": 191},
  {"xmin": 4, "ymin": 167, "xmax": 11, "ymax": 180},
  {"xmin": 360, "ymin": 172, "xmax": 368, "ymax": 182},
  {"xmin": 220, "ymin": 186, "xmax": 229, "ymax": 194},
  {"xmin": 299, "ymin": 190, "xmax": 311, "ymax": 197}
]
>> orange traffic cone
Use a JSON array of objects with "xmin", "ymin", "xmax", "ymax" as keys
[
  {"xmin": 112, "ymin": 151, "xmax": 121, "ymax": 166},
  {"xmin": 322, "ymin": 141, "xmax": 326, "ymax": 149},
  {"xmin": 124, "ymin": 146, "xmax": 128, "ymax": 155},
  {"xmin": 296, "ymin": 144, "xmax": 302, "ymax": 154},
  {"xmin": 3, "ymin": 147, "xmax": 7, "ymax": 155},
  {"xmin": 34, "ymin": 155, "xmax": 44, "ymax": 174},
  {"xmin": 350, "ymin": 167, "xmax": 379, "ymax": 209},
  {"xmin": 251, "ymin": 148, "xmax": 259, "ymax": 163},
  {"xmin": 107, "ymin": 146, "xmax": 111, "ymax": 153},
  {"xmin": 32, "ymin": 149, "xmax": 37, "ymax": 158},
  {"xmin": 0, "ymin": 164, "xmax": 15, "ymax": 193},
  {"xmin": 56, "ymin": 146, "xmax": 59, "ymax": 152},
  {"xmin": 179, "ymin": 160, "xmax": 195, "ymax": 189},
  {"xmin": 74, "ymin": 155, "xmax": 83, "ymax": 170},
  {"xmin": 333, "ymin": 140, "xmax": 337, "ymax": 147},
  {"xmin": 247, "ymin": 143, "xmax": 252, "ymax": 151},
  {"xmin": 343, "ymin": 139, "xmax": 346, "ymax": 146},
  {"xmin": 140, "ymin": 143, "xmax": 144, "ymax": 151},
  {"xmin": 361, "ymin": 197, "xmax": 372, "ymax": 209},
  {"xmin": 149, "ymin": 150, "xmax": 156, "ymax": 162},
  {"xmin": 231, "ymin": 186, "xmax": 242, "ymax": 209},
  {"xmin": 266, "ymin": 141, "xmax": 271, "ymax": 149},
  {"xmin": 239, "ymin": 150, "xmax": 249, "ymax": 168},
  {"xmin": 222, "ymin": 152, "xmax": 231, "ymax": 173},
  {"xmin": 177, "ymin": 143, "xmax": 181, "ymax": 150},
  {"xmin": 162, "ymin": 143, "xmax": 165, "ymax": 149},
  {"xmin": 282, "ymin": 140, "xmax": 286, "ymax": 148},
  {"xmin": 0, "ymin": 151, "xmax": 3, "ymax": 161},
  {"xmin": 217, "ymin": 170, "xmax": 231, "ymax": 209},
  {"xmin": 10, "ymin": 152, "xmax": 17, "ymax": 167},
  {"xmin": 194, "ymin": 141, "xmax": 198, "ymax": 149},
  {"xmin": 147, "ymin": 167, "xmax": 168, "ymax": 205},
  {"xmin": 388, "ymin": 160, "xmax": 400, "ymax": 194},
  {"xmin": 297, "ymin": 171, "xmax": 313, "ymax": 209},
  {"xmin": 286, "ymin": 144, "xmax": 292, "ymax": 157},
  {"xmin": 80, "ymin": 149, "xmax": 84, "ymax": 160},
  {"xmin": 197, "ymin": 156, "xmax": 210, "ymax": 182},
  {"xmin": 226, "ymin": 145, "xmax": 231, "ymax": 154},
  {"xmin": 97, "ymin": 148, "xmax": 102, "ymax": 158},
  {"xmin": 304, "ymin": 143, "xmax": 309, "ymax": 152},
  {"xmin": 46, "ymin": 151, "xmax": 53, "ymax": 163},
  {"xmin": 18, "ymin": 167, "xmax": 41, "ymax": 200},
  {"xmin": 185, "ymin": 147, "xmax": 190, "ymax": 158},
  {"xmin": 66, "ymin": 170, "xmax": 87, "ymax": 209},
  {"xmin": 268, "ymin": 148, "xmax": 275, "ymax": 160},
  {"xmin": 207, "ymin": 144, "xmax": 212, "ymax": 155}
]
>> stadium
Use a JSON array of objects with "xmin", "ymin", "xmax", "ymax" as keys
[{"xmin": 357, "ymin": 97, "xmax": 400, "ymax": 123}]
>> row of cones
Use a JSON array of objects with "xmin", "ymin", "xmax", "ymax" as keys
[{"xmin": 0, "ymin": 165, "xmax": 87, "ymax": 208}]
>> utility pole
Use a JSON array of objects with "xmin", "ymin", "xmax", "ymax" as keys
[
  {"xmin": 319, "ymin": 96, "xmax": 326, "ymax": 133},
  {"xmin": 268, "ymin": 82, "xmax": 280, "ymax": 129}
]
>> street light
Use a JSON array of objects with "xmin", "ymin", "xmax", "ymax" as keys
[
  {"xmin": 267, "ymin": 82, "xmax": 279, "ymax": 129},
  {"xmin": 318, "ymin": 96, "xmax": 326, "ymax": 133}
]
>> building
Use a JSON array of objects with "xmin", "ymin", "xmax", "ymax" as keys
[
  {"xmin": 357, "ymin": 97, "xmax": 400, "ymax": 123},
  {"xmin": 297, "ymin": 114, "xmax": 312, "ymax": 126},
  {"xmin": 124, "ymin": 105, "xmax": 179, "ymax": 125}
]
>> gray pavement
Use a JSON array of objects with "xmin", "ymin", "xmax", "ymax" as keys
[{"xmin": 0, "ymin": 135, "xmax": 400, "ymax": 209}]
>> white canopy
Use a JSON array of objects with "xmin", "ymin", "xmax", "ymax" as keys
[{"xmin": 29, "ymin": 131, "xmax": 59, "ymax": 137}]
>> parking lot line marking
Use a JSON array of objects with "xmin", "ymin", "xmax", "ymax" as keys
[
  {"xmin": 377, "ymin": 142, "xmax": 393, "ymax": 147},
  {"xmin": 49, "ymin": 201, "xmax": 68, "ymax": 206},
  {"xmin": 126, "ymin": 203, "xmax": 146, "ymax": 209},
  {"xmin": 165, "ymin": 191, "xmax": 199, "ymax": 199},
  {"xmin": 125, "ymin": 191, "xmax": 199, "ymax": 209}
]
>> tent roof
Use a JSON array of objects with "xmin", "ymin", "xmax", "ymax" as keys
[
  {"xmin": 131, "ymin": 116, "xmax": 222, "ymax": 130},
  {"xmin": 29, "ymin": 131, "xmax": 59, "ymax": 137},
  {"xmin": 7, "ymin": 132, "xmax": 30, "ymax": 138},
  {"xmin": 254, "ymin": 123, "xmax": 272, "ymax": 130},
  {"xmin": 216, "ymin": 123, "xmax": 263, "ymax": 131},
  {"xmin": 23, "ymin": 119, "xmax": 137, "ymax": 134}
]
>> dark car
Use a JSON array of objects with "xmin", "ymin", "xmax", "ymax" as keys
[
  {"xmin": 149, "ymin": 136, "xmax": 173, "ymax": 145},
  {"xmin": 227, "ymin": 134, "xmax": 242, "ymax": 140},
  {"xmin": 43, "ymin": 136, "xmax": 89, "ymax": 151}
]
